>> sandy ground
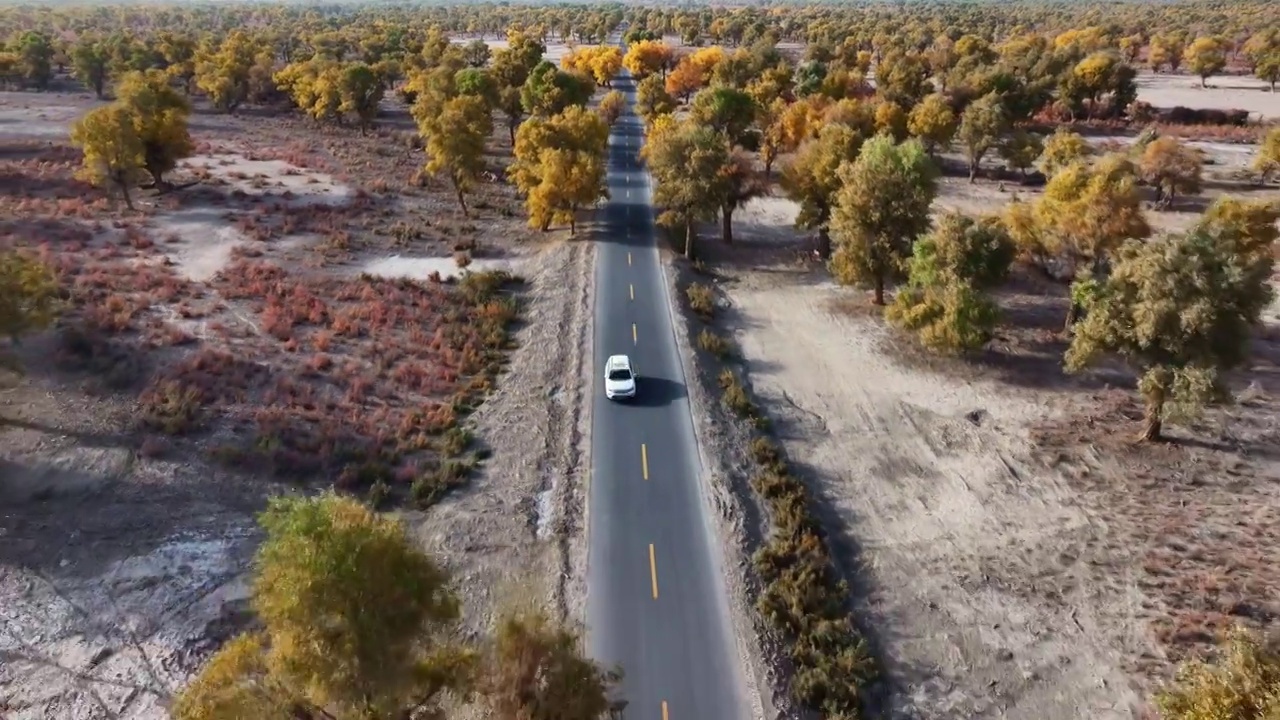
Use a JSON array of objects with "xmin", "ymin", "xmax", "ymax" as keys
[
  {"xmin": 1135, "ymin": 72, "xmax": 1280, "ymax": 121},
  {"xmin": 669, "ymin": 112, "xmax": 1280, "ymax": 717},
  {"xmin": 1, "ymin": 73, "xmax": 596, "ymax": 717}
]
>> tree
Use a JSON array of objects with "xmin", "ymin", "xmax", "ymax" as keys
[
  {"xmin": 647, "ymin": 122, "xmax": 729, "ymax": 259},
  {"xmin": 463, "ymin": 38, "xmax": 491, "ymax": 68},
  {"xmin": 999, "ymin": 130, "xmax": 1044, "ymax": 179},
  {"xmin": 829, "ymin": 134, "xmax": 938, "ymax": 305},
  {"xmin": 755, "ymin": 96, "xmax": 788, "ymax": 179},
  {"xmin": 907, "ymin": 92, "xmax": 957, "ymax": 155},
  {"xmin": 419, "ymin": 94, "xmax": 492, "ymax": 214},
  {"xmin": 598, "ymin": 89, "xmax": 626, "ymax": 125},
  {"xmin": 522, "ymin": 60, "xmax": 594, "ymax": 117},
  {"xmin": 716, "ymin": 150, "xmax": 765, "ymax": 245},
  {"xmin": 957, "ymin": 91, "xmax": 1009, "ymax": 182},
  {"xmin": 70, "ymin": 104, "xmax": 149, "ymax": 210},
  {"xmin": 71, "ymin": 37, "xmax": 111, "ymax": 99},
  {"xmin": 1184, "ymin": 36, "xmax": 1228, "ymax": 87},
  {"xmin": 172, "ymin": 493, "xmax": 471, "ymax": 720},
  {"xmin": 1198, "ymin": 197, "xmax": 1280, "ymax": 263},
  {"xmin": 510, "ymin": 106, "xmax": 610, "ymax": 234},
  {"xmin": 1156, "ymin": 626, "xmax": 1280, "ymax": 720},
  {"xmin": 873, "ymin": 100, "xmax": 908, "ymax": 141},
  {"xmin": 690, "ymin": 86, "xmax": 756, "ymax": 148},
  {"xmin": 15, "ymin": 31, "xmax": 53, "ymax": 90},
  {"xmin": 1035, "ymin": 155, "xmax": 1151, "ymax": 328},
  {"xmin": 623, "ymin": 39, "xmax": 673, "ymax": 79},
  {"xmin": 563, "ymin": 45, "xmax": 623, "ymax": 87},
  {"xmin": 1257, "ymin": 51, "xmax": 1280, "ymax": 93},
  {"xmin": 665, "ymin": 56, "xmax": 703, "ymax": 103},
  {"xmin": 479, "ymin": 610, "xmax": 622, "ymax": 720},
  {"xmin": 491, "ymin": 30, "xmax": 546, "ymax": 143},
  {"xmin": 0, "ymin": 251, "xmax": 59, "ymax": 372},
  {"xmin": 1149, "ymin": 33, "xmax": 1186, "ymax": 73},
  {"xmin": 1254, "ymin": 127, "xmax": 1280, "ymax": 183},
  {"xmin": 194, "ymin": 31, "xmax": 260, "ymax": 113},
  {"xmin": 1139, "ymin": 136, "xmax": 1203, "ymax": 209},
  {"xmin": 1037, "ymin": 128, "xmax": 1093, "ymax": 178},
  {"xmin": 339, "ymin": 63, "xmax": 385, "ymax": 133},
  {"xmin": 635, "ymin": 74, "xmax": 675, "ymax": 126},
  {"xmin": 114, "ymin": 70, "xmax": 194, "ymax": 189},
  {"xmin": 781, "ymin": 123, "xmax": 865, "ymax": 259},
  {"xmin": 1066, "ymin": 223, "xmax": 1274, "ymax": 442}
]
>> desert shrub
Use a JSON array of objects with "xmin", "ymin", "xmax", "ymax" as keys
[
  {"xmin": 686, "ymin": 282, "xmax": 715, "ymax": 318},
  {"xmin": 1155, "ymin": 625, "xmax": 1280, "ymax": 720},
  {"xmin": 718, "ymin": 368, "xmax": 753, "ymax": 416},
  {"xmin": 439, "ymin": 426, "xmax": 472, "ymax": 457},
  {"xmin": 888, "ymin": 282, "xmax": 1000, "ymax": 354},
  {"xmin": 697, "ymin": 328, "xmax": 730, "ymax": 358},
  {"xmin": 410, "ymin": 459, "xmax": 473, "ymax": 508},
  {"xmin": 140, "ymin": 379, "xmax": 204, "ymax": 435},
  {"xmin": 749, "ymin": 436, "xmax": 782, "ymax": 468}
]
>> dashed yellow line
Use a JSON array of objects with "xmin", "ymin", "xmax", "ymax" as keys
[
  {"xmin": 641, "ymin": 443, "xmax": 649, "ymax": 480},
  {"xmin": 649, "ymin": 544, "xmax": 659, "ymax": 599},
  {"xmin": 662, "ymin": 701, "xmax": 669, "ymax": 720},
  {"xmin": 632, "ymin": 323, "xmax": 637, "ymax": 345},
  {"xmin": 628, "ymin": 251, "xmax": 632, "ymax": 265},
  {"xmin": 630, "ymin": 284, "xmax": 634, "ymax": 301}
]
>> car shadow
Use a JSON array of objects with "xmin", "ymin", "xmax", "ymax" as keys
[{"xmin": 623, "ymin": 376, "xmax": 688, "ymax": 409}]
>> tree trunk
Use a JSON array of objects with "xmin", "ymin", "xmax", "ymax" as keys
[
  {"xmin": 816, "ymin": 226, "xmax": 832, "ymax": 260},
  {"xmin": 1140, "ymin": 387, "xmax": 1164, "ymax": 442},
  {"xmin": 873, "ymin": 272, "xmax": 885, "ymax": 306},
  {"xmin": 118, "ymin": 179, "xmax": 134, "ymax": 211},
  {"xmin": 569, "ymin": 212, "xmax": 576, "ymax": 236},
  {"xmin": 968, "ymin": 158, "xmax": 979, "ymax": 183},
  {"xmin": 453, "ymin": 179, "xmax": 468, "ymax": 216},
  {"xmin": 1201, "ymin": 75, "xmax": 1207, "ymax": 88},
  {"xmin": 721, "ymin": 204, "xmax": 733, "ymax": 245},
  {"xmin": 508, "ymin": 117, "xmax": 517, "ymax": 145},
  {"xmin": 684, "ymin": 220, "xmax": 694, "ymax": 259}
]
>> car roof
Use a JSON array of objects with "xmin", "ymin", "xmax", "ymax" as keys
[{"xmin": 606, "ymin": 354, "xmax": 632, "ymax": 370}]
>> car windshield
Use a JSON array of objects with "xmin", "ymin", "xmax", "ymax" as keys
[{"xmin": 608, "ymin": 368, "xmax": 632, "ymax": 381}]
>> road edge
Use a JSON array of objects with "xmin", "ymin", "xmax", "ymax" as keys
[{"xmin": 657, "ymin": 251, "xmax": 784, "ymax": 720}]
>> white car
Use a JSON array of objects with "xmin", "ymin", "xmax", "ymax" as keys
[{"xmin": 604, "ymin": 354, "xmax": 637, "ymax": 401}]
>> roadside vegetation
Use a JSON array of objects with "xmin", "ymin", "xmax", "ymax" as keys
[{"xmin": 3, "ymin": 1, "xmax": 1280, "ymax": 718}]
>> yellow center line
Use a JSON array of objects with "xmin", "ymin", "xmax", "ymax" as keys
[
  {"xmin": 632, "ymin": 323, "xmax": 637, "ymax": 345},
  {"xmin": 629, "ymin": 284, "xmax": 634, "ymax": 300},
  {"xmin": 649, "ymin": 544, "xmax": 659, "ymax": 599},
  {"xmin": 628, "ymin": 251, "xmax": 632, "ymax": 265},
  {"xmin": 641, "ymin": 443, "xmax": 649, "ymax": 479},
  {"xmin": 662, "ymin": 701, "xmax": 669, "ymax": 720}
]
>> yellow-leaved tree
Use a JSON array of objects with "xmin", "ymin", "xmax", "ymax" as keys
[
  {"xmin": 194, "ymin": 30, "xmax": 261, "ymax": 112},
  {"xmin": 70, "ymin": 104, "xmax": 150, "ymax": 209},
  {"xmin": 114, "ymin": 69, "xmax": 194, "ymax": 188},
  {"xmin": 0, "ymin": 251, "xmax": 60, "ymax": 373},
  {"xmin": 418, "ymin": 94, "xmax": 492, "ymax": 214},
  {"xmin": 510, "ymin": 105, "xmax": 609, "ymax": 235},
  {"xmin": 173, "ymin": 493, "xmax": 620, "ymax": 720}
]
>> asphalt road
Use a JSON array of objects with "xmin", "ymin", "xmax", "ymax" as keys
[{"xmin": 585, "ymin": 70, "xmax": 749, "ymax": 720}]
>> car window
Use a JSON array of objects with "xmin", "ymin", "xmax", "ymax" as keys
[{"xmin": 608, "ymin": 368, "xmax": 632, "ymax": 381}]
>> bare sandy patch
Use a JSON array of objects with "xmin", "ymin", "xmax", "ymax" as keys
[
  {"xmin": 721, "ymin": 271, "xmax": 1146, "ymax": 720},
  {"xmin": 1135, "ymin": 72, "xmax": 1280, "ymax": 121}
]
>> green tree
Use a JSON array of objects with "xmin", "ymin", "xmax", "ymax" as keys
[
  {"xmin": 906, "ymin": 92, "xmax": 957, "ymax": 155},
  {"xmin": 491, "ymin": 31, "xmax": 546, "ymax": 144},
  {"xmin": 716, "ymin": 150, "xmax": 765, "ymax": 245},
  {"xmin": 781, "ymin": 123, "xmax": 865, "ymax": 259},
  {"xmin": 419, "ymin": 94, "xmax": 492, "ymax": 214},
  {"xmin": 829, "ymin": 134, "xmax": 938, "ymax": 305},
  {"xmin": 635, "ymin": 73, "xmax": 676, "ymax": 126},
  {"xmin": 70, "ymin": 104, "xmax": 149, "ymax": 210},
  {"xmin": 1139, "ymin": 136, "xmax": 1203, "ymax": 209},
  {"xmin": 690, "ymin": 86, "xmax": 756, "ymax": 148},
  {"xmin": 647, "ymin": 121, "xmax": 729, "ymax": 259},
  {"xmin": 172, "ymin": 493, "xmax": 471, "ymax": 720},
  {"xmin": 1066, "ymin": 222, "xmax": 1274, "ymax": 442},
  {"xmin": 0, "ymin": 251, "xmax": 59, "ymax": 372},
  {"xmin": 1184, "ymin": 36, "xmax": 1228, "ymax": 87},
  {"xmin": 16, "ymin": 31, "xmax": 54, "ymax": 90},
  {"xmin": 463, "ymin": 38, "xmax": 491, "ymax": 68},
  {"xmin": 71, "ymin": 37, "xmax": 111, "ymax": 99},
  {"xmin": 999, "ymin": 130, "xmax": 1044, "ymax": 179},
  {"xmin": 339, "ymin": 63, "xmax": 385, "ymax": 133},
  {"xmin": 115, "ymin": 69, "xmax": 194, "ymax": 188},
  {"xmin": 522, "ymin": 59, "xmax": 594, "ymax": 117},
  {"xmin": 957, "ymin": 91, "xmax": 1009, "ymax": 182}
]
